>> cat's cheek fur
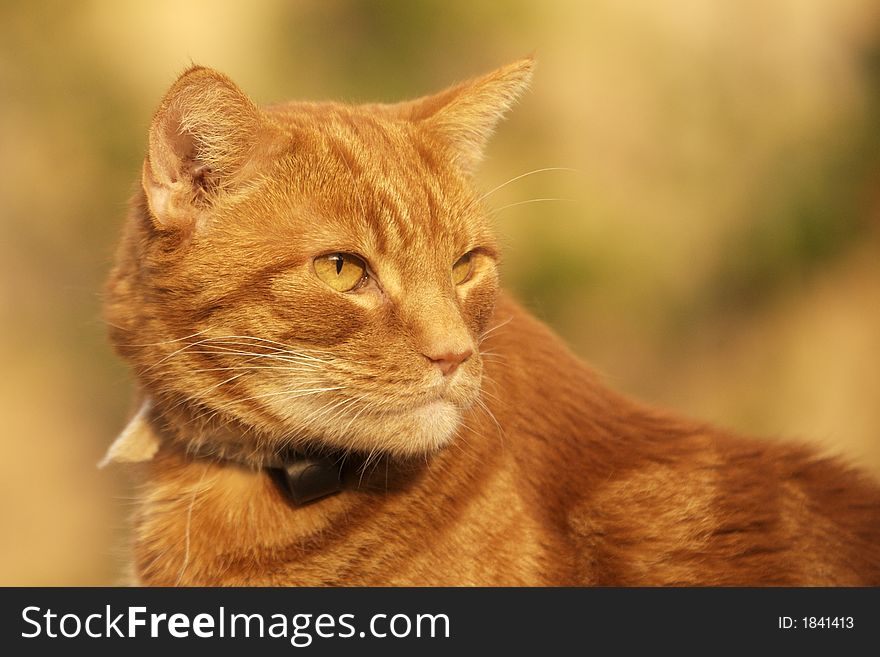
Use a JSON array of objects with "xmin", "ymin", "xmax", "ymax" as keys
[{"xmin": 460, "ymin": 267, "xmax": 500, "ymax": 339}]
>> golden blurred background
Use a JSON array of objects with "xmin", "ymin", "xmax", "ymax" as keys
[{"xmin": 2, "ymin": 0, "xmax": 879, "ymax": 585}]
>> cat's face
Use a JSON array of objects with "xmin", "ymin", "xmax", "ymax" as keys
[{"xmin": 106, "ymin": 60, "xmax": 532, "ymax": 457}]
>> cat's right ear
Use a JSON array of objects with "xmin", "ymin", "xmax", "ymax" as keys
[
  {"xmin": 398, "ymin": 57, "xmax": 535, "ymax": 174},
  {"xmin": 142, "ymin": 66, "xmax": 268, "ymax": 231}
]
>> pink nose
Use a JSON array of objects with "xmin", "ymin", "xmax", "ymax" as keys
[{"xmin": 426, "ymin": 348, "xmax": 473, "ymax": 376}]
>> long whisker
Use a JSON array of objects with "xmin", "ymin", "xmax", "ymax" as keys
[
  {"xmin": 139, "ymin": 336, "xmax": 225, "ymax": 374},
  {"xmin": 188, "ymin": 364, "xmax": 327, "ymax": 374},
  {"xmin": 175, "ymin": 468, "xmax": 209, "ymax": 586},
  {"xmin": 185, "ymin": 385, "xmax": 342, "ymax": 427},
  {"xmin": 477, "ymin": 166, "xmax": 581, "ymax": 204},
  {"xmin": 139, "ymin": 334, "xmax": 335, "ymax": 375},
  {"xmin": 336, "ymin": 394, "xmax": 374, "ymax": 441},
  {"xmin": 164, "ymin": 371, "xmax": 325, "ymax": 421},
  {"xmin": 477, "ymin": 386, "xmax": 506, "ymax": 407},
  {"xmin": 474, "ymin": 396, "xmax": 505, "ymax": 448},
  {"xmin": 183, "ymin": 349, "xmax": 325, "ymax": 368},
  {"xmin": 194, "ymin": 340, "xmax": 332, "ymax": 363},
  {"xmin": 274, "ymin": 394, "xmax": 364, "ymax": 455},
  {"xmin": 214, "ymin": 386, "xmax": 344, "ymax": 406},
  {"xmin": 490, "ymin": 197, "xmax": 578, "ymax": 216},
  {"xmin": 303, "ymin": 394, "xmax": 362, "ymax": 428},
  {"xmin": 479, "ymin": 315, "xmax": 514, "ymax": 345},
  {"xmin": 120, "ymin": 327, "xmax": 213, "ymax": 348},
  {"xmin": 204, "ymin": 335, "xmax": 334, "ymax": 360}
]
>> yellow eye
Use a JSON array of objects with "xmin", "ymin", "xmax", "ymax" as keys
[
  {"xmin": 452, "ymin": 252, "xmax": 474, "ymax": 285},
  {"xmin": 314, "ymin": 253, "xmax": 367, "ymax": 292}
]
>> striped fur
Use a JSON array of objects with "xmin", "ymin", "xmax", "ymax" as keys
[{"xmin": 104, "ymin": 60, "xmax": 880, "ymax": 585}]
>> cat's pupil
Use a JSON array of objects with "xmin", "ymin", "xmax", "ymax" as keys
[{"xmin": 334, "ymin": 256, "xmax": 343, "ymax": 275}]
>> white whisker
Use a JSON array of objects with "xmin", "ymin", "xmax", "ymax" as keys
[
  {"xmin": 477, "ymin": 166, "xmax": 581, "ymax": 204},
  {"xmin": 479, "ymin": 315, "xmax": 514, "ymax": 345},
  {"xmin": 121, "ymin": 327, "xmax": 213, "ymax": 348},
  {"xmin": 491, "ymin": 197, "xmax": 577, "ymax": 215},
  {"xmin": 176, "ymin": 468, "xmax": 209, "ymax": 586}
]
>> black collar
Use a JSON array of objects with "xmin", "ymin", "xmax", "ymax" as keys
[
  {"xmin": 269, "ymin": 453, "xmax": 345, "ymax": 506},
  {"xmin": 183, "ymin": 440, "xmax": 348, "ymax": 507},
  {"xmin": 144, "ymin": 403, "xmax": 354, "ymax": 507}
]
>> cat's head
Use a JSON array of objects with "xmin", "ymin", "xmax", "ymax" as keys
[{"xmin": 105, "ymin": 58, "xmax": 533, "ymax": 461}]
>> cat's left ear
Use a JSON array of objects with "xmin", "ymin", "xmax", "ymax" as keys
[
  {"xmin": 399, "ymin": 57, "xmax": 535, "ymax": 173},
  {"xmin": 142, "ymin": 66, "xmax": 273, "ymax": 231}
]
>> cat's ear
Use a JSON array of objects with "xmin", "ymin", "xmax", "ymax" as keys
[
  {"xmin": 401, "ymin": 57, "xmax": 535, "ymax": 173},
  {"xmin": 98, "ymin": 399, "xmax": 161, "ymax": 467},
  {"xmin": 142, "ymin": 66, "xmax": 267, "ymax": 231}
]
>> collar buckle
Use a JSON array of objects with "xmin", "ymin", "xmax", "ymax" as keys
[{"xmin": 273, "ymin": 455, "xmax": 343, "ymax": 506}]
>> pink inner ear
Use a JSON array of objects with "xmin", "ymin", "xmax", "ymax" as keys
[
  {"xmin": 157, "ymin": 112, "xmax": 199, "ymax": 181},
  {"xmin": 143, "ymin": 111, "xmax": 218, "ymax": 229}
]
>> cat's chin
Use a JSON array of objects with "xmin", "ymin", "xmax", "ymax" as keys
[
  {"xmin": 277, "ymin": 397, "xmax": 463, "ymax": 458},
  {"xmin": 259, "ymin": 376, "xmax": 479, "ymax": 457},
  {"xmin": 394, "ymin": 399, "xmax": 463, "ymax": 453},
  {"xmin": 330, "ymin": 399, "xmax": 463, "ymax": 457}
]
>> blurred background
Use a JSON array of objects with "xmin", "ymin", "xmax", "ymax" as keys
[{"xmin": 2, "ymin": 0, "xmax": 879, "ymax": 585}]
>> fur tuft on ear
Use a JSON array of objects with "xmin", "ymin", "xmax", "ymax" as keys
[
  {"xmin": 98, "ymin": 399, "xmax": 161, "ymax": 467},
  {"xmin": 400, "ymin": 57, "xmax": 535, "ymax": 173},
  {"xmin": 143, "ymin": 66, "xmax": 266, "ymax": 230}
]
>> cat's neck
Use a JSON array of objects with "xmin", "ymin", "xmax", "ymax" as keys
[
  {"xmin": 130, "ymin": 406, "xmax": 511, "ymax": 585},
  {"xmin": 140, "ymin": 397, "xmax": 440, "ymax": 507}
]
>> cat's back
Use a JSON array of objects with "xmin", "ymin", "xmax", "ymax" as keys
[
  {"xmin": 565, "ymin": 433, "xmax": 880, "ymax": 585},
  {"xmin": 482, "ymin": 294, "xmax": 880, "ymax": 585}
]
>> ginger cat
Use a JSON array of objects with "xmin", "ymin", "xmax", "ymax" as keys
[{"xmin": 103, "ymin": 58, "xmax": 880, "ymax": 585}]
